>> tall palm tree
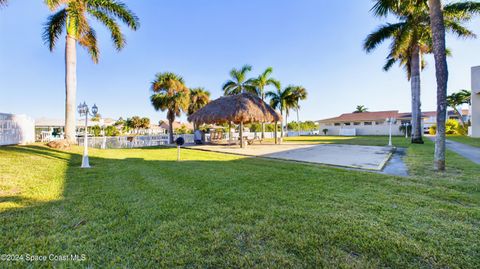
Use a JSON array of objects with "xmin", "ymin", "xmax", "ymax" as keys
[
  {"xmin": 150, "ymin": 72, "xmax": 190, "ymax": 144},
  {"xmin": 188, "ymin": 87, "xmax": 211, "ymax": 130},
  {"xmin": 428, "ymin": 0, "xmax": 448, "ymax": 172},
  {"xmin": 364, "ymin": 0, "xmax": 478, "ymax": 145},
  {"xmin": 251, "ymin": 67, "xmax": 281, "ymax": 138},
  {"xmin": 0, "ymin": 0, "xmax": 8, "ymax": 7},
  {"xmin": 447, "ymin": 89, "xmax": 471, "ymax": 126},
  {"xmin": 43, "ymin": 0, "xmax": 139, "ymax": 143},
  {"xmin": 289, "ymin": 86, "xmax": 308, "ymax": 130},
  {"xmin": 354, "ymin": 105, "xmax": 368, "ymax": 113},
  {"xmin": 222, "ymin": 65, "xmax": 256, "ymax": 96},
  {"xmin": 266, "ymin": 86, "xmax": 295, "ymax": 137}
]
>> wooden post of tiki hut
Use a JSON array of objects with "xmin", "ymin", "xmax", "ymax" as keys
[{"xmin": 187, "ymin": 93, "xmax": 282, "ymax": 148}]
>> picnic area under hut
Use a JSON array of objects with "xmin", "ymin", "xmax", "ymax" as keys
[{"xmin": 188, "ymin": 93, "xmax": 282, "ymax": 148}]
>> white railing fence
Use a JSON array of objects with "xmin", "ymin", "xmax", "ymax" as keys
[
  {"xmin": 0, "ymin": 113, "xmax": 35, "ymax": 146},
  {"xmin": 77, "ymin": 134, "xmax": 194, "ymax": 149}
]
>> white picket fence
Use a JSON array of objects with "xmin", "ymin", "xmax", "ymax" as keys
[
  {"xmin": 0, "ymin": 113, "xmax": 35, "ymax": 146},
  {"xmin": 77, "ymin": 134, "xmax": 194, "ymax": 149}
]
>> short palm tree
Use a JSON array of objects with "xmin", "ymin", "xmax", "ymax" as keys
[
  {"xmin": 251, "ymin": 67, "xmax": 281, "ymax": 138},
  {"xmin": 222, "ymin": 65, "xmax": 256, "ymax": 96},
  {"xmin": 447, "ymin": 89, "xmax": 471, "ymax": 126},
  {"xmin": 354, "ymin": 105, "xmax": 368, "ymax": 113},
  {"xmin": 364, "ymin": 0, "xmax": 478, "ymax": 144},
  {"xmin": 150, "ymin": 72, "xmax": 190, "ymax": 144},
  {"xmin": 188, "ymin": 87, "xmax": 211, "ymax": 130},
  {"xmin": 289, "ymin": 86, "xmax": 308, "ymax": 130},
  {"xmin": 266, "ymin": 86, "xmax": 295, "ymax": 137},
  {"xmin": 43, "ymin": 0, "xmax": 139, "ymax": 143}
]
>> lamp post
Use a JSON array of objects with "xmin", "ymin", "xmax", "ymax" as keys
[
  {"xmin": 402, "ymin": 122, "xmax": 411, "ymax": 138},
  {"xmin": 386, "ymin": 117, "xmax": 396, "ymax": 147},
  {"xmin": 77, "ymin": 102, "xmax": 98, "ymax": 168}
]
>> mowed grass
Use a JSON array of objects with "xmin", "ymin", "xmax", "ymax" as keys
[
  {"xmin": 447, "ymin": 135, "xmax": 480, "ymax": 147},
  {"xmin": 269, "ymin": 135, "xmax": 412, "ymax": 148},
  {"xmin": 0, "ymin": 142, "xmax": 479, "ymax": 268}
]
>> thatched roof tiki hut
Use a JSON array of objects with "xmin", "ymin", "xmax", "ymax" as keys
[{"xmin": 188, "ymin": 93, "xmax": 282, "ymax": 148}]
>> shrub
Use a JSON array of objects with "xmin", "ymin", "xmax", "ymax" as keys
[
  {"xmin": 105, "ymin": 126, "xmax": 120, "ymax": 136},
  {"xmin": 429, "ymin": 119, "xmax": 464, "ymax": 135},
  {"xmin": 322, "ymin": 128, "xmax": 328, "ymax": 135}
]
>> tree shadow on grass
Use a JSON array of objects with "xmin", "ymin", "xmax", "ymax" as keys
[{"xmin": 0, "ymin": 145, "xmax": 479, "ymax": 268}]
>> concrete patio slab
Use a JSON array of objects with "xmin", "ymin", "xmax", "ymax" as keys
[{"xmin": 187, "ymin": 143, "xmax": 394, "ymax": 171}]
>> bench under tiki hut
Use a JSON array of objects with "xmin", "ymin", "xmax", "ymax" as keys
[{"xmin": 188, "ymin": 93, "xmax": 282, "ymax": 148}]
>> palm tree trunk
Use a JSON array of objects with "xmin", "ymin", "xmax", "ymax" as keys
[
  {"xmin": 274, "ymin": 121, "xmax": 278, "ymax": 144},
  {"xmin": 261, "ymin": 94, "xmax": 265, "ymax": 139},
  {"xmin": 285, "ymin": 111, "xmax": 288, "ymax": 137},
  {"xmin": 64, "ymin": 35, "xmax": 77, "ymax": 143},
  {"xmin": 296, "ymin": 108, "xmax": 300, "ymax": 132},
  {"xmin": 228, "ymin": 122, "xmax": 232, "ymax": 144},
  {"xmin": 453, "ymin": 107, "xmax": 466, "ymax": 127},
  {"xmin": 167, "ymin": 110, "xmax": 174, "ymax": 144},
  {"xmin": 280, "ymin": 110, "xmax": 284, "ymax": 138},
  {"xmin": 239, "ymin": 121, "xmax": 244, "ymax": 148},
  {"xmin": 410, "ymin": 45, "xmax": 424, "ymax": 144},
  {"xmin": 428, "ymin": 0, "xmax": 448, "ymax": 171}
]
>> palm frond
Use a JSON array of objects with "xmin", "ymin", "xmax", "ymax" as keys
[
  {"xmin": 88, "ymin": 9, "xmax": 125, "ymax": 50},
  {"xmin": 444, "ymin": 20, "xmax": 476, "ymax": 38},
  {"xmin": 78, "ymin": 26, "xmax": 99, "ymax": 63},
  {"xmin": 87, "ymin": 0, "xmax": 139, "ymax": 30},
  {"xmin": 42, "ymin": 8, "xmax": 67, "ymax": 51},
  {"xmin": 44, "ymin": 0, "xmax": 67, "ymax": 11},
  {"xmin": 364, "ymin": 22, "xmax": 405, "ymax": 53}
]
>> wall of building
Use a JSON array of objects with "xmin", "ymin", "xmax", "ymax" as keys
[
  {"xmin": 0, "ymin": 113, "xmax": 35, "ymax": 146},
  {"xmin": 318, "ymin": 122, "xmax": 404, "ymax": 136}
]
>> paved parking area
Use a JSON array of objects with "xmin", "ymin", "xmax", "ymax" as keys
[{"xmin": 188, "ymin": 143, "xmax": 394, "ymax": 170}]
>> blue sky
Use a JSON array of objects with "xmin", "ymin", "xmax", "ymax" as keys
[{"xmin": 1, "ymin": 0, "xmax": 479, "ymax": 123}]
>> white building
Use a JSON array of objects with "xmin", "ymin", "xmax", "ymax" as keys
[
  {"xmin": 317, "ymin": 110, "xmax": 470, "ymax": 136},
  {"xmin": 0, "ymin": 113, "xmax": 35, "ymax": 145}
]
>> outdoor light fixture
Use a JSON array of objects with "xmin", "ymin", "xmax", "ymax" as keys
[
  {"xmin": 402, "ymin": 122, "xmax": 411, "ymax": 138},
  {"xmin": 386, "ymin": 117, "xmax": 396, "ymax": 147},
  {"xmin": 77, "ymin": 102, "xmax": 99, "ymax": 168}
]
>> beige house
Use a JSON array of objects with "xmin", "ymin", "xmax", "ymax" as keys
[
  {"xmin": 317, "ymin": 111, "xmax": 406, "ymax": 136},
  {"xmin": 317, "ymin": 109, "xmax": 470, "ymax": 136},
  {"xmin": 159, "ymin": 120, "xmax": 193, "ymax": 133}
]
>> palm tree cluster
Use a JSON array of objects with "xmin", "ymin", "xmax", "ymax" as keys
[
  {"xmin": 366, "ymin": 0, "xmax": 480, "ymax": 170},
  {"xmin": 222, "ymin": 65, "xmax": 308, "ymax": 138},
  {"xmin": 364, "ymin": 0, "xmax": 479, "ymax": 144},
  {"xmin": 150, "ymin": 72, "xmax": 211, "ymax": 144}
]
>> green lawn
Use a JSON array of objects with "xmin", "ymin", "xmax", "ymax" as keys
[
  {"xmin": 269, "ymin": 135, "xmax": 412, "ymax": 148},
  {"xmin": 448, "ymin": 135, "xmax": 480, "ymax": 147},
  {"xmin": 0, "ymin": 141, "xmax": 479, "ymax": 268}
]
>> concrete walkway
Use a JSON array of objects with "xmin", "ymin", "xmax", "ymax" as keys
[
  {"xmin": 428, "ymin": 137, "xmax": 480, "ymax": 164},
  {"xmin": 187, "ymin": 143, "xmax": 395, "ymax": 171}
]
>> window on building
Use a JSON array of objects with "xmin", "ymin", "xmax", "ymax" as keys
[
  {"xmin": 375, "ymin": 121, "xmax": 384, "ymax": 125},
  {"xmin": 353, "ymin": 122, "xmax": 360, "ymax": 126},
  {"xmin": 364, "ymin": 122, "xmax": 372, "ymax": 126},
  {"xmin": 344, "ymin": 123, "xmax": 351, "ymax": 126},
  {"xmin": 334, "ymin": 123, "xmax": 340, "ymax": 126}
]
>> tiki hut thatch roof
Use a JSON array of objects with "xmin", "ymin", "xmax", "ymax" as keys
[{"xmin": 188, "ymin": 93, "xmax": 282, "ymax": 125}]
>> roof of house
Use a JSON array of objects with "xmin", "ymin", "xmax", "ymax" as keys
[
  {"xmin": 159, "ymin": 120, "xmax": 193, "ymax": 130},
  {"xmin": 318, "ymin": 109, "xmax": 470, "ymax": 123},
  {"xmin": 318, "ymin": 111, "xmax": 400, "ymax": 123}
]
